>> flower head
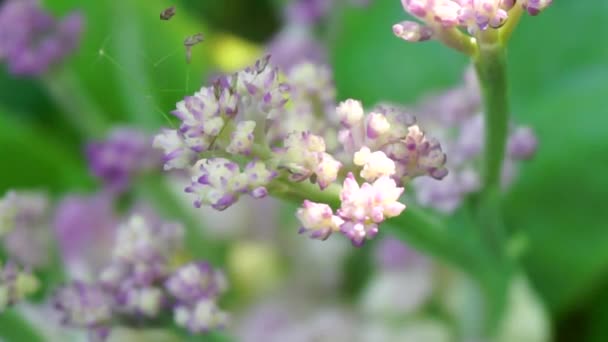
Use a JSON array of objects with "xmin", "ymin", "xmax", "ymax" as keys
[
  {"xmin": 0, "ymin": 0, "xmax": 83, "ymax": 76},
  {"xmin": 395, "ymin": 0, "xmax": 553, "ymax": 51}
]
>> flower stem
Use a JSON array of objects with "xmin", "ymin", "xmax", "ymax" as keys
[
  {"xmin": 473, "ymin": 42, "xmax": 513, "ymax": 335},
  {"xmin": 474, "ymin": 45, "xmax": 509, "ymax": 192},
  {"xmin": 500, "ymin": 5, "xmax": 524, "ymax": 44}
]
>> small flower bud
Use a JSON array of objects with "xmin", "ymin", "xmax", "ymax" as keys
[
  {"xmin": 354, "ymin": 147, "xmax": 396, "ymax": 182},
  {"xmin": 337, "ymin": 99, "xmax": 365, "ymax": 128},
  {"xmin": 297, "ymin": 200, "xmax": 344, "ymax": 241},
  {"xmin": 226, "ymin": 120, "xmax": 256, "ymax": 155},
  {"xmin": 508, "ymin": 126, "xmax": 538, "ymax": 160},
  {"xmin": 393, "ymin": 21, "xmax": 433, "ymax": 42}
]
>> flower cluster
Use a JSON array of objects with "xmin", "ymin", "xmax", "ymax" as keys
[
  {"xmin": 0, "ymin": 191, "xmax": 51, "ymax": 268},
  {"xmin": 154, "ymin": 56, "xmax": 286, "ymax": 210},
  {"xmin": 87, "ymin": 127, "xmax": 160, "ymax": 193},
  {"xmin": 54, "ymin": 215, "xmax": 228, "ymax": 339},
  {"xmin": 154, "ymin": 57, "xmax": 445, "ymax": 246},
  {"xmin": 0, "ymin": 261, "xmax": 39, "ymax": 313},
  {"xmin": 411, "ymin": 69, "xmax": 538, "ymax": 213},
  {"xmin": 0, "ymin": 0, "xmax": 83, "ymax": 76},
  {"xmin": 167, "ymin": 262, "xmax": 229, "ymax": 333},
  {"xmin": 394, "ymin": 0, "xmax": 552, "ymax": 46},
  {"xmin": 0, "ymin": 192, "xmax": 42, "ymax": 311}
]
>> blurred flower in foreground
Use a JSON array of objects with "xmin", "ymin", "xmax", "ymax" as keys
[
  {"xmin": 361, "ymin": 238, "xmax": 433, "ymax": 317},
  {"xmin": 0, "ymin": 261, "xmax": 39, "ymax": 313},
  {"xmin": 54, "ymin": 215, "xmax": 228, "ymax": 340},
  {"xmin": 154, "ymin": 57, "xmax": 444, "ymax": 247},
  {"xmin": 0, "ymin": 0, "xmax": 83, "ymax": 76},
  {"xmin": 87, "ymin": 128, "xmax": 160, "ymax": 193},
  {"xmin": 411, "ymin": 68, "xmax": 538, "ymax": 213},
  {"xmin": 0, "ymin": 191, "xmax": 51, "ymax": 268},
  {"xmin": 53, "ymin": 193, "xmax": 118, "ymax": 277}
]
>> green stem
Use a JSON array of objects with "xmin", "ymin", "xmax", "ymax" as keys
[
  {"xmin": 0, "ymin": 310, "xmax": 45, "ymax": 342},
  {"xmin": 474, "ymin": 46, "xmax": 509, "ymax": 192},
  {"xmin": 436, "ymin": 27, "xmax": 478, "ymax": 56},
  {"xmin": 500, "ymin": 5, "xmax": 524, "ymax": 44},
  {"xmin": 472, "ymin": 42, "xmax": 513, "ymax": 335}
]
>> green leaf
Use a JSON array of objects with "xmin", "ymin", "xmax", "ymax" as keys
[
  {"xmin": 0, "ymin": 111, "xmax": 91, "ymax": 192},
  {"xmin": 504, "ymin": 66, "xmax": 608, "ymax": 315}
]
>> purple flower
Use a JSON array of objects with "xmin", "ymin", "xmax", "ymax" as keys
[
  {"xmin": 166, "ymin": 262, "xmax": 229, "ymax": 333},
  {"xmin": 285, "ymin": 0, "xmax": 331, "ymax": 25},
  {"xmin": 53, "ymin": 281, "xmax": 113, "ymax": 341},
  {"xmin": 374, "ymin": 237, "xmax": 421, "ymax": 270},
  {"xmin": 266, "ymin": 27, "xmax": 327, "ymax": 72},
  {"xmin": 165, "ymin": 262, "xmax": 226, "ymax": 303},
  {"xmin": 53, "ymin": 193, "xmax": 117, "ymax": 272},
  {"xmin": 186, "ymin": 158, "xmax": 275, "ymax": 211},
  {"xmin": 0, "ymin": 0, "xmax": 83, "ymax": 76},
  {"xmin": 86, "ymin": 128, "xmax": 160, "ymax": 193}
]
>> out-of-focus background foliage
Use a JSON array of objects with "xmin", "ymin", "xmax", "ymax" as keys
[{"xmin": 0, "ymin": 0, "xmax": 607, "ymax": 341}]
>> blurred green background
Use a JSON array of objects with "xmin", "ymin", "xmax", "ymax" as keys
[{"xmin": 0, "ymin": 0, "xmax": 607, "ymax": 340}]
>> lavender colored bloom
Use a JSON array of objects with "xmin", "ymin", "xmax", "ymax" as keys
[
  {"xmin": 165, "ymin": 262, "xmax": 226, "ymax": 303},
  {"xmin": 285, "ymin": 0, "xmax": 331, "ymax": 25},
  {"xmin": 0, "ymin": 0, "xmax": 83, "ymax": 76},
  {"xmin": 87, "ymin": 128, "xmax": 160, "ymax": 193},
  {"xmin": 167, "ymin": 262, "xmax": 229, "ymax": 333},
  {"xmin": 53, "ymin": 193, "xmax": 117, "ymax": 273},
  {"xmin": 266, "ymin": 26, "xmax": 327, "ymax": 72},
  {"xmin": 53, "ymin": 281, "xmax": 113, "ymax": 341},
  {"xmin": 101, "ymin": 215, "xmax": 183, "ymax": 286},
  {"xmin": 0, "ymin": 261, "xmax": 39, "ymax": 312},
  {"xmin": 374, "ymin": 237, "xmax": 421, "ymax": 270},
  {"xmin": 186, "ymin": 158, "xmax": 275, "ymax": 211},
  {"xmin": 508, "ymin": 126, "xmax": 538, "ymax": 160}
]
